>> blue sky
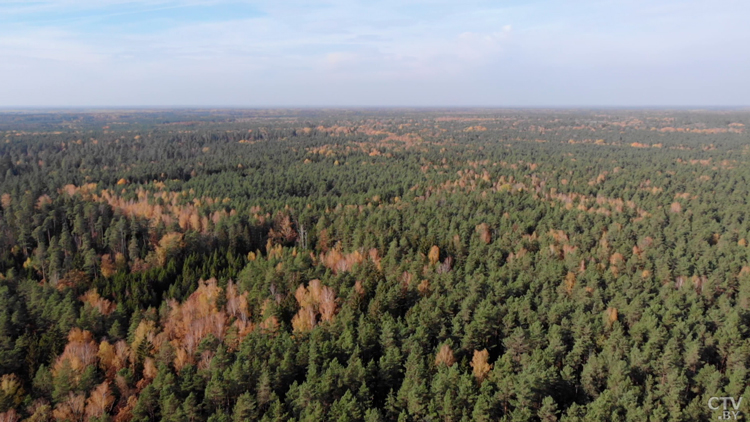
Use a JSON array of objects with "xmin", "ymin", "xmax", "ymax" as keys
[{"xmin": 0, "ymin": 0, "xmax": 748, "ymax": 106}]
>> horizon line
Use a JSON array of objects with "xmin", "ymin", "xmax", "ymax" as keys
[{"xmin": 1, "ymin": 105, "xmax": 750, "ymax": 112}]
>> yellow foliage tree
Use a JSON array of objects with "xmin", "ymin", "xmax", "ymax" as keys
[
  {"xmin": 428, "ymin": 245, "xmax": 440, "ymax": 265},
  {"xmin": 471, "ymin": 349, "xmax": 492, "ymax": 383},
  {"xmin": 0, "ymin": 374, "xmax": 25, "ymax": 409},
  {"xmin": 154, "ymin": 232, "xmax": 183, "ymax": 267},
  {"xmin": 564, "ymin": 272, "xmax": 577, "ymax": 295}
]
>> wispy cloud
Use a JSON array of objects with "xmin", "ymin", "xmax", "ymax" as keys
[{"xmin": 0, "ymin": 0, "xmax": 748, "ymax": 106}]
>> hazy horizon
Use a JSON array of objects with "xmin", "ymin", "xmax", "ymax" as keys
[
  {"xmin": 2, "ymin": 0, "xmax": 748, "ymax": 107},
  {"xmin": 1, "ymin": 106, "xmax": 749, "ymax": 111}
]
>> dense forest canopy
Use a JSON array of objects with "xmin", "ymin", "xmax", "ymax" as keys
[{"xmin": 1, "ymin": 108, "xmax": 750, "ymax": 421}]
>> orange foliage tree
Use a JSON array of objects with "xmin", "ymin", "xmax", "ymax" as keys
[
  {"xmin": 85, "ymin": 382, "xmax": 115, "ymax": 420},
  {"xmin": 53, "ymin": 329, "xmax": 98, "ymax": 378},
  {"xmin": 291, "ymin": 279, "xmax": 338, "ymax": 333}
]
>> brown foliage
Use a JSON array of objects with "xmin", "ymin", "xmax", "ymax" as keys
[
  {"xmin": 291, "ymin": 279, "xmax": 338, "ymax": 332},
  {"xmin": 57, "ymin": 270, "xmax": 90, "ymax": 290},
  {"xmin": 319, "ymin": 284, "xmax": 337, "ymax": 322},
  {"xmin": 354, "ymin": 280, "xmax": 365, "ymax": 297},
  {"xmin": 0, "ymin": 409, "xmax": 19, "ymax": 422},
  {"xmin": 80, "ymin": 289, "xmax": 115, "ymax": 315},
  {"xmin": 173, "ymin": 346, "xmax": 191, "ymax": 372},
  {"xmin": 24, "ymin": 400, "xmax": 51, "ymax": 422},
  {"xmin": 435, "ymin": 344, "xmax": 455, "ymax": 367},
  {"xmin": 114, "ymin": 374, "xmax": 133, "ymax": 404},
  {"xmin": 609, "ymin": 252, "xmax": 625, "ymax": 276},
  {"xmin": 113, "ymin": 395, "xmax": 137, "ymax": 422},
  {"xmin": 475, "ymin": 223, "xmax": 491, "ymax": 244},
  {"xmin": 292, "ymin": 307, "xmax": 317, "ymax": 333},
  {"xmin": 632, "ymin": 245, "xmax": 642, "ymax": 258},
  {"xmin": 608, "ymin": 253, "xmax": 624, "ymax": 265},
  {"xmin": 114, "ymin": 341, "xmax": 131, "ymax": 374},
  {"xmin": 452, "ymin": 234, "xmax": 462, "ymax": 252},
  {"xmin": 638, "ymin": 236, "xmax": 653, "ymax": 250},
  {"xmin": 400, "ymin": 271, "xmax": 413, "ymax": 289},
  {"xmin": 549, "ymin": 229, "xmax": 569, "ymax": 244},
  {"xmin": 85, "ymin": 382, "xmax": 115, "ymax": 420},
  {"xmin": 0, "ymin": 193, "xmax": 10, "ymax": 210},
  {"xmin": 35, "ymin": 194, "xmax": 52, "ymax": 210},
  {"xmin": 318, "ymin": 229, "xmax": 331, "ymax": 252},
  {"xmin": 258, "ymin": 315, "xmax": 279, "ymax": 333},
  {"xmin": 606, "ymin": 307, "xmax": 618, "ymax": 325},
  {"xmin": 158, "ymin": 278, "xmax": 253, "ymax": 366},
  {"xmin": 88, "ymin": 187, "xmax": 233, "ymax": 237},
  {"xmin": 100, "ymin": 255, "xmax": 117, "ymax": 278},
  {"xmin": 548, "ymin": 244, "xmax": 560, "ymax": 259},
  {"xmin": 692, "ymin": 275, "xmax": 708, "ymax": 292},
  {"xmin": 53, "ymin": 393, "xmax": 85, "ymax": 422},
  {"xmin": 53, "ymin": 329, "xmax": 98, "ymax": 375},
  {"xmin": 161, "ymin": 278, "xmax": 226, "ymax": 360},
  {"xmin": 418, "ymin": 279, "xmax": 430, "ymax": 296},
  {"xmin": 294, "ymin": 283, "xmax": 314, "ymax": 310},
  {"xmin": 670, "ymin": 202, "xmax": 682, "ymax": 213},
  {"xmin": 142, "ymin": 358, "xmax": 158, "ymax": 380},
  {"xmin": 59, "ymin": 183, "xmax": 98, "ymax": 199},
  {"xmin": 471, "ymin": 349, "xmax": 492, "ymax": 382},
  {"xmin": 320, "ymin": 249, "xmax": 366, "ymax": 274},
  {"xmin": 225, "ymin": 280, "xmax": 250, "ymax": 322},
  {"xmin": 368, "ymin": 248, "xmax": 382, "ymax": 270},
  {"xmin": 564, "ymin": 272, "xmax": 577, "ymax": 295},
  {"xmin": 269, "ymin": 212, "xmax": 297, "ymax": 245},
  {"xmin": 562, "ymin": 244, "xmax": 577, "ymax": 258},
  {"xmin": 437, "ymin": 256, "xmax": 453, "ymax": 274}
]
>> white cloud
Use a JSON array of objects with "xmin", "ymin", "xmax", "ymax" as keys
[{"xmin": 0, "ymin": 0, "xmax": 748, "ymax": 106}]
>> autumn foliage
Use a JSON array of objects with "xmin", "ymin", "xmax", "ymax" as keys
[
  {"xmin": 5, "ymin": 109, "xmax": 750, "ymax": 421},
  {"xmin": 435, "ymin": 344, "xmax": 456, "ymax": 367},
  {"xmin": 53, "ymin": 329, "xmax": 99, "ymax": 376},
  {"xmin": 319, "ymin": 248, "xmax": 381, "ymax": 274},
  {"xmin": 85, "ymin": 382, "xmax": 115, "ymax": 420},
  {"xmin": 471, "ymin": 349, "xmax": 492, "ymax": 383},
  {"xmin": 291, "ymin": 279, "xmax": 338, "ymax": 333},
  {"xmin": 475, "ymin": 223, "xmax": 491, "ymax": 244}
]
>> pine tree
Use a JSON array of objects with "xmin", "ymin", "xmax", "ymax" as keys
[{"xmin": 232, "ymin": 392, "xmax": 257, "ymax": 422}]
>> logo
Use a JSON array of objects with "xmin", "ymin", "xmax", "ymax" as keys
[{"xmin": 708, "ymin": 397, "xmax": 743, "ymax": 420}]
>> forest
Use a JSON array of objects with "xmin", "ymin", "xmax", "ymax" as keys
[{"xmin": 1, "ymin": 108, "xmax": 750, "ymax": 421}]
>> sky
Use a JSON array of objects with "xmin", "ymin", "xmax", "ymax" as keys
[{"xmin": 0, "ymin": 0, "xmax": 748, "ymax": 107}]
